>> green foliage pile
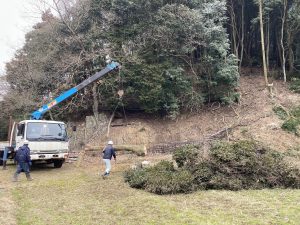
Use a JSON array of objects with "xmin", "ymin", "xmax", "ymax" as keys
[
  {"xmin": 124, "ymin": 141, "xmax": 300, "ymax": 194},
  {"xmin": 124, "ymin": 161, "xmax": 194, "ymax": 194},
  {"xmin": 274, "ymin": 105, "xmax": 300, "ymax": 135},
  {"xmin": 289, "ymin": 78, "xmax": 300, "ymax": 93},
  {"xmin": 282, "ymin": 118, "xmax": 300, "ymax": 135},
  {"xmin": 2, "ymin": 0, "xmax": 239, "ymax": 120},
  {"xmin": 195, "ymin": 141, "xmax": 300, "ymax": 190},
  {"xmin": 272, "ymin": 105, "xmax": 289, "ymax": 120},
  {"xmin": 172, "ymin": 145, "xmax": 199, "ymax": 168}
]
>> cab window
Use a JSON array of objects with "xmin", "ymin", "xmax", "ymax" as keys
[{"xmin": 17, "ymin": 124, "xmax": 25, "ymax": 137}]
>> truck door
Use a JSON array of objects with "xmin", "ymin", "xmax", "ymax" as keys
[{"xmin": 15, "ymin": 123, "xmax": 25, "ymax": 149}]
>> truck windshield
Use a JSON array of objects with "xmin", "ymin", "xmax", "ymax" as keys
[{"xmin": 26, "ymin": 122, "xmax": 68, "ymax": 141}]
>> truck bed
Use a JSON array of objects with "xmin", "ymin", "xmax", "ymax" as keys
[
  {"xmin": 0, "ymin": 141, "xmax": 15, "ymax": 164},
  {"xmin": 0, "ymin": 141, "xmax": 9, "ymax": 150}
]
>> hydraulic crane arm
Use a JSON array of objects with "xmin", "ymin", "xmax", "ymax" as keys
[{"xmin": 31, "ymin": 61, "xmax": 120, "ymax": 120}]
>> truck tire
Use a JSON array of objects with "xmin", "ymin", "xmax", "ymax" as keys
[{"xmin": 53, "ymin": 160, "xmax": 64, "ymax": 168}]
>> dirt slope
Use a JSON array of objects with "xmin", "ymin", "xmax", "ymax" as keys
[{"xmin": 91, "ymin": 74, "xmax": 300, "ymax": 152}]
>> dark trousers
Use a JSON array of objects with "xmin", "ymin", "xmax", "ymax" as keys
[{"xmin": 15, "ymin": 162, "xmax": 30, "ymax": 175}]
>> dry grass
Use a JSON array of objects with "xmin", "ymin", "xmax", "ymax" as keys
[
  {"xmin": 0, "ymin": 189, "xmax": 16, "ymax": 225},
  {"xmin": 0, "ymin": 155, "xmax": 298, "ymax": 225},
  {"xmin": 0, "ymin": 166, "xmax": 17, "ymax": 225}
]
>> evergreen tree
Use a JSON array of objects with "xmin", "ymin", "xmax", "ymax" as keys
[{"xmin": 4, "ymin": 0, "xmax": 239, "ymax": 120}]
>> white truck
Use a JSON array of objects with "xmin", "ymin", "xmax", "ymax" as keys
[
  {"xmin": 0, "ymin": 120, "xmax": 69, "ymax": 168},
  {"xmin": 0, "ymin": 61, "xmax": 120, "ymax": 168},
  {"xmin": 17, "ymin": 120, "xmax": 68, "ymax": 167}
]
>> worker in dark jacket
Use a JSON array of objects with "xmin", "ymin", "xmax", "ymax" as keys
[
  {"xmin": 102, "ymin": 140, "xmax": 116, "ymax": 178},
  {"xmin": 13, "ymin": 140, "xmax": 33, "ymax": 182}
]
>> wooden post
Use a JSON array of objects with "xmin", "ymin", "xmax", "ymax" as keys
[
  {"xmin": 267, "ymin": 83, "xmax": 274, "ymax": 98},
  {"xmin": 7, "ymin": 116, "xmax": 13, "ymax": 142}
]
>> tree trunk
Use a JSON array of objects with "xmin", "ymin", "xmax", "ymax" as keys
[
  {"xmin": 259, "ymin": 0, "xmax": 269, "ymax": 87},
  {"xmin": 229, "ymin": 0, "xmax": 238, "ymax": 58},
  {"xmin": 287, "ymin": 31, "xmax": 295, "ymax": 74},
  {"xmin": 277, "ymin": 33, "xmax": 283, "ymax": 67},
  {"xmin": 281, "ymin": 0, "xmax": 287, "ymax": 82},
  {"xmin": 266, "ymin": 16, "xmax": 270, "ymax": 70},
  {"xmin": 239, "ymin": 0, "xmax": 245, "ymax": 70},
  {"xmin": 92, "ymin": 83, "xmax": 99, "ymax": 125},
  {"xmin": 85, "ymin": 144, "xmax": 147, "ymax": 156}
]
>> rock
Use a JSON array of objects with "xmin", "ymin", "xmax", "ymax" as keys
[
  {"xmin": 130, "ymin": 164, "xmax": 138, "ymax": 170},
  {"xmin": 141, "ymin": 160, "xmax": 151, "ymax": 168},
  {"xmin": 266, "ymin": 123, "xmax": 280, "ymax": 130}
]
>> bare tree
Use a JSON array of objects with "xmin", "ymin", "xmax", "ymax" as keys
[
  {"xmin": 286, "ymin": 2, "xmax": 300, "ymax": 74},
  {"xmin": 280, "ymin": 0, "xmax": 288, "ymax": 82},
  {"xmin": 258, "ymin": 0, "xmax": 270, "ymax": 87},
  {"xmin": 228, "ymin": 0, "xmax": 239, "ymax": 59},
  {"xmin": 239, "ymin": 0, "xmax": 245, "ymax": 70},
  {"xmin": 227, "ymin": 0, "xmax": 245, "ymax": 71}
]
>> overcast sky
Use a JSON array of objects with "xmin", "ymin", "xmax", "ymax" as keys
[{"xmin": 0, "ymin": 0, "xmax": 44, "ymax": 76}]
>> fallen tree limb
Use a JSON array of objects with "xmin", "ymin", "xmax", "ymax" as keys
[{"xmin": 85, "ymin": 144, "xmax": 147, "ymax": 156}]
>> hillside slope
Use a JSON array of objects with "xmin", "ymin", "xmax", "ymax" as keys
[{"xmin": 89, "ymin": 74, "xmax": 300, "ymax": 153}]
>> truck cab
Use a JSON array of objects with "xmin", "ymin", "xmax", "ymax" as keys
[{"xmin": 13, "ymin": 120, "xmax": 69, "ymax": 168}]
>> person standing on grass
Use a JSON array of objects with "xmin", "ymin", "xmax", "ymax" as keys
[
  {"xmin": 13, "ymin": 140, "xmax": 33, "ymax": 182},
  {"xmin": 102, "ymin": 140, "xmax": 116, "ymax": 178}
]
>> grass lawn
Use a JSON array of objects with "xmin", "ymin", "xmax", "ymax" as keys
[{"xmin": 2, "ymin": 155, "xmax": 300, "ymax": 225}]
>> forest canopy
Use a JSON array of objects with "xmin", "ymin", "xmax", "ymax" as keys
[{"xmin": 1, "ymin": 0, "xmax": 300, "ymax": 122}]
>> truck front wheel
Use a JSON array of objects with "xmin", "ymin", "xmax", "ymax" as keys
[{"xmin": 53, "ymin": 160, "xmax": 64, "ymax": 168}]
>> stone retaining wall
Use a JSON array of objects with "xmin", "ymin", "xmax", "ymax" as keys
[
  {"xmin": 67, "ymin": 113, "xmax": 109, "ymax": 151},
  {"xmin": 148, "ymin": 140, "xmax": 209, "ymax": 154}
]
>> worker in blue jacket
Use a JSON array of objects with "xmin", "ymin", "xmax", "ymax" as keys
[
  {"xmin": 102, "ymin": 140, "xmax": 116, "ymax": 178},
  {"xmin": 13, "ymin": 140, "xmax": 33, "ymax": 182}
]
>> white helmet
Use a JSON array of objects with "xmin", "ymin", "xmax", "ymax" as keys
[
  {"xmin": 108, "ymin": 140, "xmax": 113, "ymax": 145},
  {"xmin": 24, "ymin": 140, "xmax": 29, "ymax": 145}
]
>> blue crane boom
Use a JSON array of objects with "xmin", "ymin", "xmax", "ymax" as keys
[{"xmin": 31, "ymin": 61, "xmax": 120, "ymax": 120}]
